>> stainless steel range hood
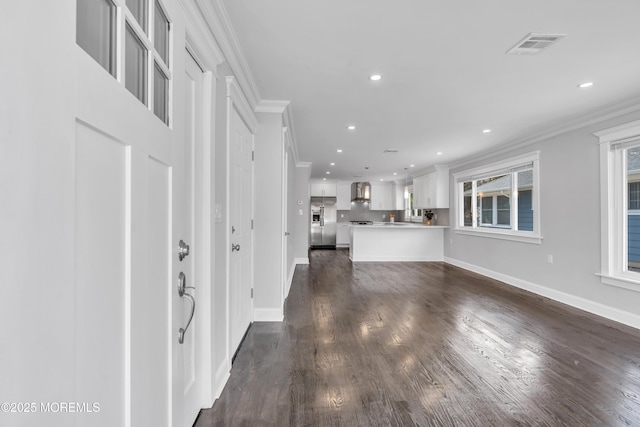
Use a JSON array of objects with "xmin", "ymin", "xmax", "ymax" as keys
[{"xmin": 351, "ymin": 182, "xmax": 371, "ymax": 202}]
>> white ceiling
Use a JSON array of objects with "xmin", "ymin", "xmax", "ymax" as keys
[{"xmin": 220, "ymin": 0, "xmax": 640, "ymax": 182}]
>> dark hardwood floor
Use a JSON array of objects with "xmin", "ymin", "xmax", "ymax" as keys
[{"xmin": 196, "ymin": 249, "xmax": 640, "ymax": 426}]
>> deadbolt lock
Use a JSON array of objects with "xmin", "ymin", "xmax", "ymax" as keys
[{"xmin": 178, "ymin": 239, "xmax": 190, "ymax": 261}]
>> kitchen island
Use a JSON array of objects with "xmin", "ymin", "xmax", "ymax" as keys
[{"xmin": 349, "ymin": 222, "xmax": 447, "ymax": 262}]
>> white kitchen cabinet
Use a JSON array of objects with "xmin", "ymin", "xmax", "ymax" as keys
[
  {"xmin": 310, "ymin": 180, "xmax": 337, "ymax": 197},
  {"xmin": 413, "ymin": 165, "xmax": 449, "ymax": 209},
  {"xmin": 370, "ymin": 184, "xmax": 393, "ymax": 210},
  {"xmin": 337, "ymin": 181, "xmax": 352, "ymax": 210},
  {"xmin": 336, "ymin": 223, "xmax": 350, "ymax": 247},
  {"xmin": 392, "ymin": 182, "xmax": 407, "ymax": 210}
]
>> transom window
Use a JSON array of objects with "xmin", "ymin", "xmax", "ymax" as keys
[
  {"xmin": 454, "ymin": 152, "xmax": 541, "ymax": 244},
  {"xmin": 77, "ymin": 0, "xmax": 117, "ymax": 76},
  {"xmin": 76, "ymin": 0, "xmax": 172, "ymax": 125}
]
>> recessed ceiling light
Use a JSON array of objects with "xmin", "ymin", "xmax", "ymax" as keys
[
  {"xmin": 483, "ymin": 129, "xmax": 492, "ymax": 133},
  {"xmin": 326, "ymin": 171, "xmax": 330, "ymax": 174},
  {"xmin": 347, "ymin": 125, "xmax": 356, "ymax": 131},
  {"xmin": 578, "ymin": 81, "xmax": 594, "ymax": 89},
  {"xmin": 337, "ymin": 149, "xmax": 343, "ymax": 153},
  {"xmin": 436, "ymin": 152, "xmax": 443, "ymax": 156},
  {"xmin": 323, "ymin": 178, "xmax": 326, "ymax": 181},
  {"xmin": 393, "ymin": 172, "xmax": 397, "ymax": 175},
  {"xmin": 410, "ymin": 164, "xmax": 415, "ymax": 168},
  {"xmin": 330, "ymin": 162, "xmax": 335, "ymax": 166},
  {"xmin": 369, "ymin": 74, "xmax": 382, "ymax": 81},
  {"xmin": 379, "ymin": 178, "xmax": 384, "ymax": 181}
]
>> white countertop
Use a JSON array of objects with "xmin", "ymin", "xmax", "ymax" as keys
[{"xmin": 349, "ymin": 222, "xmax": 448, "ymax": 229}]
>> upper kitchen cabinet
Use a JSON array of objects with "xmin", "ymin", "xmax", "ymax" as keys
[
  {"xmin": 337, "ymin": 181, "xmax": 351, "ymax": 210},
  {"xmin": 393, "ymin": 182, "xmax": 407, "ymax": 210},
  {"xmin": 310, "ymin": 180, "xmax": 337, "ymax": 197},
  {"xmin": 413, "ymin": 165, "xmax": 449, "ymax": 209},
  {"xmin": 370, "ymin": 183, "xmax": 393, "ymax": 210}
]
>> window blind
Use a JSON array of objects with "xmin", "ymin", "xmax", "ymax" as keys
[{"xmin": 611, "ymin": 135, "xmax": 640, "ymax": 151}]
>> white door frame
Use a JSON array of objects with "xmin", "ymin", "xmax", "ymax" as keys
[
  {"xmin": 225, "ymin": 76, "xmax": 258, "ymax": 369},
  {"xmin": 181, "ymin": 1, "xmax": 226, "ymax": 399},
  {"xmin": 282, "ymin": 126, "xmax": 289, "ymax": 304}
]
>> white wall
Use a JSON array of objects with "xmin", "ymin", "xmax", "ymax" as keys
[
  {"xmin": 445, "ymin": 110, "xmax": 640, "ymax": 328},
  {"xmin": 253, "ymin": 112, "xmax": 284, "ymax": 318},
  {"xmin": 293, "ymin": 164, "xmax": 311, "ymax": 262}
]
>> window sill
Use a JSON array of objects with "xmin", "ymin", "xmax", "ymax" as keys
[
  {"xmin": 454, "ymin": 227, "xmax": 543, "ymax": 244},
  {"xmin": 597, "ymin": 273, "xmax": 640, "ymax": 293}
]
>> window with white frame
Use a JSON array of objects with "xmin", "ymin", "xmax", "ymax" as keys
[
  {"xmin": 454, "ymin": 151, "xmax": 541, "ymax": 243},
  {"xmin": 76, "ymin": 0, "xmax": 172, "ymax": 125},
  {"xmin": 406, "ymin": 185, "xmax": 423, "ymax": 220},
  {"xmin": 597, "ymin": 120, "xmax": 640, "ymax": 290},
  {"xmin": 77, "ymin": 0, "xmax": 117, "ymax": 76}
]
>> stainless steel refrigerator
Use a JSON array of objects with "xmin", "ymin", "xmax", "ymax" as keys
[{"xmin": 310, "ymin": 196, "xmax": 337, "ymax": 249}]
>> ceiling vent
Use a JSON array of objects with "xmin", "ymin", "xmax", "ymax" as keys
[
  {"xmin": 383, "ymin": 149, "xmax": 399, "ymax": 153},
  {"xmin": 506, "ymin": 33, "xmax": 566, "ymax": 55}
]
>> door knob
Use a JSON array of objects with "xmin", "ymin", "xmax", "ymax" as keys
[
  {"xmin": 178, "ymin": 240, "xmax": 190, "ymax": 261},
  {"xmin": 232, "ymin": 243, "xmax": 241, "ymax": 252}
]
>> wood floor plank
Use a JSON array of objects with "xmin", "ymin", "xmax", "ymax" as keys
[{"xmin": 196, "ymin": 249, "xmax": 640, "ymax": 426}]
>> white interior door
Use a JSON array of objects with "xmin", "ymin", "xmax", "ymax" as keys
[
  {"xmin": 172, "ymin": 50, "xmax": 207, "ymax": 427},
  {"xmin": 229, "ymin": 105, "xmax": 254, "ymax": 359}
]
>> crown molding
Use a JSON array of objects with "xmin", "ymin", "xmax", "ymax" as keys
[
  {"xmin": 197, "ymin": 0, "xmax": 261, "ymax": 108},
  {"xmin": 195, "ymin": 1, "xmax": 305, "ymax": 167},
  {"xmin": 180, "ymin": 0, "xmax": 225, "ymax": 73},
  {"xmin": 226, "ymin": 76, "xmax": 258, "ymax": 132},
  {"xmin": 255, "ymin": 100, "xmax": 290, "ymax": 114},
  {"xmin": 450, "ymin": 98, "xmax": 640, "ymax": 171}
]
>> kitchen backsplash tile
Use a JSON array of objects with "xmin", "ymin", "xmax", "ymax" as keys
[
  {"xmin": 337, "ymin": 202, "xmax": 403, "ymax": 223},
  {"xmin": 337, "ymin": 205, "xmax": 450, "ymax": 225}
]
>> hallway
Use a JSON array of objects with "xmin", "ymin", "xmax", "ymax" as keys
[{"xmin": 196, "ymin": 250, "xmax": 640, "ymax": 426}]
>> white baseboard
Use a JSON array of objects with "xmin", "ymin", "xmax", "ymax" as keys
[
  {"xmin": 212, "ymin": 358, "xmax": 230, "ymax": 400},
  {"xmin": 253, "ymin": 308, "xmax": 284, "ymax": 322},
  {"xmin": 295, "ymin": 257, "xmax": 309, "ymax": 265},
  {"xmin": 445, "ymin": 256, "xmax": 640, "ymax": 330}
]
